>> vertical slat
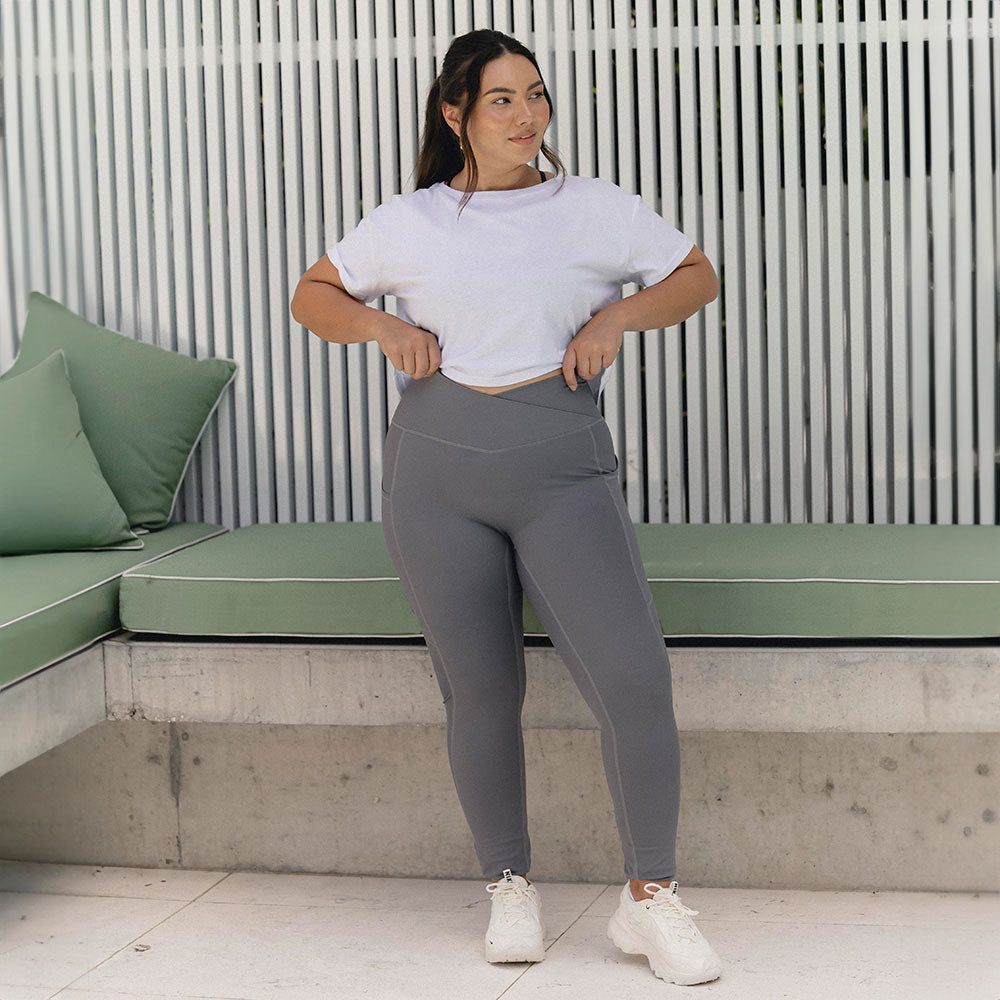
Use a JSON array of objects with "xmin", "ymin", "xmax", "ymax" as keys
[
  {"xmin": 821, "ymin": 0, "xmax": 847, "ymax": 522},
  {"xmin": 843, "ymin": 0, "xmax": 869, "ymax": 522},
  {"xmin": 971, "ymin": 0, "xmax": 997, "ymax": 523},
  {"xmin": 676, "ymin": 0, "xmax": 703, "ymax": 521},
  {"xmin": 735, "ymin": 0, "xmax": 762, "ymax": 524},
  {"xmin": 147, "ymin": 1, "xmax": 174, "ymax": 352},
  {"xmin": 928, "ymin": 1, "xmax": 953, "ymax": 523},
  {"xmin": 907, "ymin": 2, "xmax": 932, "ymax": 523},
  {"xmin": 108, "ymin": 0, "xmax": 133, "ymax": 333},
  {"xmin": 759, "ymin": 0, "xmax": 786, "ymax": 523},
  {"xmin": 2, "ymin": 0, "xmax": 27, "ymax": 348},
  {"xmin": 91, "ymin": 0, "xmax": 118, "ymax": 331},
  {"xmin": 634, "ymin": 0, "xmax": 664, "ymax": 522},
  {"xmin": 397, "ymin": 0, "xmax": 418, "ymax": 192},
  {"xmin": 127, "ymin": 0, "xmax": 156, "ymax": 342},
  {"xmin": 370, "ymin": 0, "xmax": 398, "ymax": 523},
  {"xmin": 37, "ymin": 2, "xmax": 62, "ymax": 305},
  {"xmin": 864, "ymin": 0, "xmax": 890, "ymax": 523},
  {"xmin": 612, "ymin": 0, "xmax": 643, "ymax": 521},
  {"xmin": 281, "ymin": 0, "xmax": 312, "ymax": 522},
  {"xmin": 780, "ymin": 0, "xmax": 806, "ymax": 522},
  {"xmin": 0, "ymin": 5, "xmax": 13, "ymax": 366},
  {"xmin": 53, "ymin": 2, "xmax": 80, "ymax": 313},
  {"xmin": 19, "ymin": 0, "xmax": 47, "ymax": 304},
  {"xmin": 199, "ymin": 0, "xmax": 239, "ymax": 528},
  {"xmin": 71, "ymin": 4, "xmax": 101, "ymax": 329},
  {"xmin": 656, "ymin": 6, "xmax": 686, "ymax": 523},
  {"xmin": 800, "ymin": 1, "xmax": 826, "ymax": 520},
  {"xmin": 258, "ymin": 0, "xmax": 290, "ymax": 523},
  {"xmin": 698, "ymin": 0, "xmax": 723, "ymax": 521},
  {"xmin": 220, "ymin": 0, "xmax": 258, "ymax": 524},
  {"xmin": 716, "ymin": 1, "xmax": 743, "ymax": 521},
  {"xmin": 179, "ymin": 0, "xmax": 219, "ymax": 524},
  {"xmin": 240, "ymin": 0, "xmax": 276, "ymax": 523},
  {"xmin": 164, "ymin": 1, "xmax": 201, "ymax": 520},
  {"xmin": 572, "ymin": 0, "xmax": 595, "ymax": 177},
  {"xmin": 551, "ymin": 0, "xmax": 575, "ymax": 172},
  {"xmin": 413, "ymin": 0, "xmax": 435, "ymax": 135},
  {"xmin": 310, "ymin": 1, "xmax": 335, "ymax": 523},
  {"xmin": 884, "ymin": 0, "xmax": 910, "ymax": 524},
  {"xmin": 355, "ymin": 2, "xmax": 380, "ymax": 522},
  {"xmin": 331, "ymin": 0, "xmax": 359, "ymax": 522},
  {"xmin": 951, "ymin": 1, "xmax": 975, "ymax": 524}
]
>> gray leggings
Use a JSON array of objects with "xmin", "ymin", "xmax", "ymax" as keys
[{"xmin": 380, "ymin": 370, "xmax": 680, "ymax": 881}]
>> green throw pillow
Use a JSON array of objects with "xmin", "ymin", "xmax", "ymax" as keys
[
  {"xmin": 0, "ymin": 350, "xmax": 142, "ymax": 555},
  {"xmin": 0, "ymin": 292, "xmax": 238, "ymax": 530}
]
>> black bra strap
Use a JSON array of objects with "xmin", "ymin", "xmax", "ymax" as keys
[{"xmin": 537, "ymin": 166, "xmax": 546, "ymax": 183}]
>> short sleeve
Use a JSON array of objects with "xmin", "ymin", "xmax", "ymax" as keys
[
  {"xmin": 623, "ymin": 195, "xmax": 695, "ymax": 288},
  {"xmin": 325, "ymin": 203, "xmax": 394, "ymax": 303}
]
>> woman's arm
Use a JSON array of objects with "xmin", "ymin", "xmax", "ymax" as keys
[
  {"xmin": 562, "ymin": 244, "xmax": 719, "ymax": 390},
  {"xmin": 290, "ymin": 256, "xmax": 441, "ymax": 378},
  {"xmin": 606, "ymin": 244, "xmax": 719, "ymax": 332}
]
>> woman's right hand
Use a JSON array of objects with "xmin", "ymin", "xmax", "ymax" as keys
[{"xmin": 374, "ymin": 313, "xmax": 442, "ymax": 379}]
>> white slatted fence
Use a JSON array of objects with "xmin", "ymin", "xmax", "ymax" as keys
[{"xmin": 1, "ymin": 1, "xmax": 997, "ymax": 525}]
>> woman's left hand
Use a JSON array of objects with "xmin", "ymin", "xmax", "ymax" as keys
[{"xmin": 561, "ymin": 309, "xmax": 625, "ymax": 390}]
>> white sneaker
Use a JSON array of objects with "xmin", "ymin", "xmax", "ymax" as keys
[
  {"xmin": 607, "ymin": 880, "xmax": 721, "ymax": 985},
  {"xmin": 484, "ymin": 869, "xmax": 545, "ymax": 963}
]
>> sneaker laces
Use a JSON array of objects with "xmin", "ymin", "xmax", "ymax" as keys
[
  {"xmin": 487, "ymin": 878, "xmax": 535, "ymax": 926},
  {"xmin": 643, "ymin": 882, "xmax": 703, "ymax": 944}
]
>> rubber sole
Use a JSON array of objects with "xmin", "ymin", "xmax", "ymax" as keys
[
  {"xmin": 484, "ymin": 936, "xmax": 545, "ymax": 963},
  {"xmin": 607, "ymin": 910, "xmax": 721, "ymax": 986}
]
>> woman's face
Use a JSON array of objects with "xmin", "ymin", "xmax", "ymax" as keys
[{"xmin": 443, "ymin": 53, "xmax": 550, "ymax": 175}]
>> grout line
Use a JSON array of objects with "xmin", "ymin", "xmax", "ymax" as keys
[{"xmin": 40, "ymin": 871, "xmax": 238, "ymax": 999}]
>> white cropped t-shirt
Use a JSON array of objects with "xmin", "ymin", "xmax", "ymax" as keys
[{"xmin": 326, "ymin": 174, "xmax": 694, "ymax": 400}]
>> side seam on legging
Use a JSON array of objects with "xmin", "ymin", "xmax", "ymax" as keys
[
  {"xmin": 511, "ymin": 552, "xmax": 641, "ymax": 877},
  {"xmin": 504, "ymin": 545, "xmax": 531, "ymax": 866}
]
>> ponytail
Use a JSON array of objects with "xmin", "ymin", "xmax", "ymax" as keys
[{"xmin": 415, "ymin": 76, "xmax": 466, "ymax": 194}]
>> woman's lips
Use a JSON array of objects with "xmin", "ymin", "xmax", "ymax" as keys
[{"xmin": 509, "ymin": 131, "xmax": 537, "ymax": 145}]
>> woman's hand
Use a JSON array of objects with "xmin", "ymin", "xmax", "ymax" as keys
[
  {"xmin": 561, "ymin": 309, "xmax": 625, "ymax": 390},
  {"xmin": 375, "ymin": 314, "xmax": 442, "ymax": 379}
]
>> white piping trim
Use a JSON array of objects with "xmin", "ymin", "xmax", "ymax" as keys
[
  {"xmin": 0, "ymin": 628, "xmax": 120, "ymax": 693},
  {"xmin": 646, "ymin": 577, "xmax": 1000, "ymax": 585},
  {"xmin": 119, "ymin": 573, "xmax": 1000, "ymax": 586},
  {"xmin": 121, "ymin": 574, "xmax": 401, "ymax": 582},
  {"xmin": 0, "ymin": 527, "xmax": 229, "ymax": 629},
  {"xmin": 121, "ymin": 628, "xmax": 426, "ymax": 638}
]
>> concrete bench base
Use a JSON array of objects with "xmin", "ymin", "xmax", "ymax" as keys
[
  {"xmin": 0, "ymin": 637, "xmax": 997, "ymax": 891},
  {"xmin": 0, "ymin": 716, "xmax": 995, "ymax": 891}
]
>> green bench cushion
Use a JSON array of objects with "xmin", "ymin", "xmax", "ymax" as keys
[
  {"xmin": 119, "ymin": 522, "xmax": 1000, "ymax": 640},
  {"xmin": 1, "ymin": 522, "xmax": 227, "ymax": 689},
  {"xmin": 119, "ymin": 523, "xmax": 423, "ymax": 637}
]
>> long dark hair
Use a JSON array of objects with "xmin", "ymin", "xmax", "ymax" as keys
[{"xmin": 415, "ymin": 29, "xmax": 566, "ymax": 212}]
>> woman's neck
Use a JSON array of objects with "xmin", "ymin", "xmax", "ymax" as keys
[{"xmin": 448, "ymin": 163, "xmax": 542, "ymax": 192}]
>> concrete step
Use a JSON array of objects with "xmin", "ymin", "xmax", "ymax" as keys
[{"xmin": 0, "ymin": 637, "xmax": 996, "ymax": 891}]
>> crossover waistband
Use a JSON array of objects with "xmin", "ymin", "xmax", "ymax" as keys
[{"xmin": 389, "ymin": 370, "xmax": 604, "ymax": 450}]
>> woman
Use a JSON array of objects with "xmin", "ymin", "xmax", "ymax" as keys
[{"xmin": 291, "ymin": 29, "xmax": 721, "ymax": 987}]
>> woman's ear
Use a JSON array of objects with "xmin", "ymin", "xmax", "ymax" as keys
[{"xmin": 441, "ymin": 102, "xmax": 462, "ymax": 138}]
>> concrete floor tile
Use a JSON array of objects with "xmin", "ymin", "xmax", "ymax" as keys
[
  {"xmin": 509, "ymin": 913, "xmax": 1000, "ymax": 1000},
  {"xmin": 0, "ymin": 859, "xmax": 229, "ymax": 900},
  {"xmin": 0, "ymin": 988, "xmax": 57, "ymax": 1000},
  {"xmin": 67, "ymin": 900, "xmax": 552, "ymax": 1000},
  {"xmin": 201, "ymin": 871, "xmax": 606, "ymax": 917},
  {"xmin": 0, "ymin": 891, "xmax": 186, "ymax": 991},
  {"xmin": 690, "ymin": 886, "xmax": 1000, "ymax": 931}
]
